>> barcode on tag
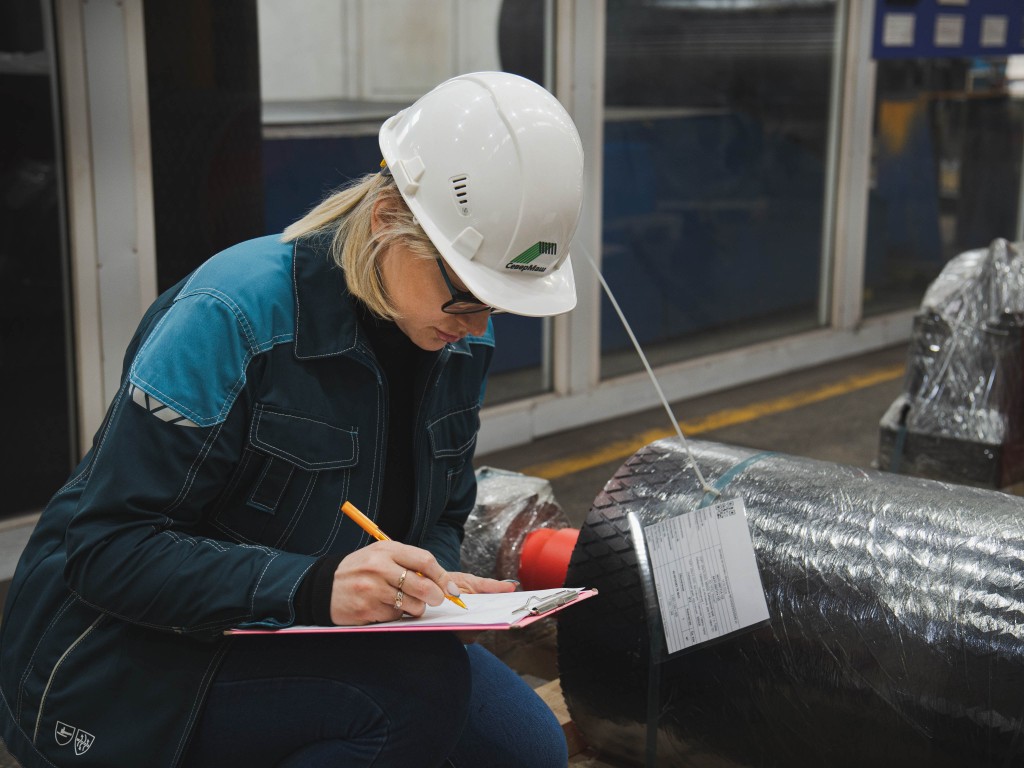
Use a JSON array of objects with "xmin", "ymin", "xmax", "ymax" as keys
[{"xmin": 716, "ymin": 499, "xmax": 739, "ymax": 519}]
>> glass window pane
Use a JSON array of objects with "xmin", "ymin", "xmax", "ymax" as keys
[
  {"xmin": 145, "ymin": 2, "xmax": 264, "ymax": 292},
  {"xmin": 0, "ymin": 0, "xmax": 74, "ymax": 517},
  {"xmin": 600, "ymin": 0, "xmax": 838, "ymax": 379},
  {"xmin": 864, "ymin": 58, "xmax": 1024, "ymax": 316}
]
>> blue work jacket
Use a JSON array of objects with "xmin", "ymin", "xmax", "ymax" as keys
[{"xmin": 0, "ymin": 234, "xmax": 494, "ymax": 767}]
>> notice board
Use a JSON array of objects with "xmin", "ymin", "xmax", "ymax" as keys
[{"xmin": 873, "ymin": 0, "xmax": 1024, "ymax": 59}]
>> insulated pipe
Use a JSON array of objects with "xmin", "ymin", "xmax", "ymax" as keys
[{"xmin": 557, "ymin": 439, "xmax": 1024, "ymax": 767}]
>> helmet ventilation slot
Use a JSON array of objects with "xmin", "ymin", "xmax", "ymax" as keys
[{"xmin": 450, "ymin": 175, "xmax": 470, "ymax": 216}]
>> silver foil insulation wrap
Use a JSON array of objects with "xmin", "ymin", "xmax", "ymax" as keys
[
  {"xmin": 878, "ymin": 238, "xmax": 1024, "ymax": 487},
  {"xmin": 558, "ymin": 438, "xmax": 1024, "ymax": 767}
]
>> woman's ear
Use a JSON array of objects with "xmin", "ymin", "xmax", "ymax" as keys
[
  {"xmin": 370, "ymin": 197, "xmax": 401, "ymax": 234},
  {"xmin": 370, "ymin": 197, "xmax": 385, "ymax": 233}
]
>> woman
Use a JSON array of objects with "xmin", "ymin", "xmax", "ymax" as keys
[{"xmin": 0, "ymin": 72, "xmax": 584, "ymax": 767}]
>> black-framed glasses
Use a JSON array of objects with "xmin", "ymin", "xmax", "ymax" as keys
[{"xmin": 435, "ymin": 258, "xmax": 498, "ymax": 315}]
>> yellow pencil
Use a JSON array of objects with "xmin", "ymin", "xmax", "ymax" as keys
[{"xmin": 341, "ymin": 501, "xmax": 468, "ymax": 609}]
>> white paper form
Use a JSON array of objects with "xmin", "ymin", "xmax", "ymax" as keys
[{"xmin": 645, "ymin": 498, "xmax": 769, "ymax": 655}]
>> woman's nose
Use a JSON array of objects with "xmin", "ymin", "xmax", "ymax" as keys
[{"xmin": 459, "ymin": 312, "xmax": 490, "ymax": 337}]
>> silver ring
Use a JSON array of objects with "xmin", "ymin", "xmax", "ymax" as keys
[
  {"xmin": 397, "ymin": 568, "xmax": 408, "ymax": 591},
  {"xmin": 393, "ymin": 589, "xmax": 404, "ymax": 611}
]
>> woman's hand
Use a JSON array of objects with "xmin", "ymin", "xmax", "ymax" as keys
[
  {"xmin": 446, "ymin": 572, "xmax": 518, "ymax": 597},
  {"xmin": 444, "ymin": 572, "xmax": 517, "ymax": 644},
  {"xmin": 328, "ymin": 541, "xmax": 459, "ymax": 626}
]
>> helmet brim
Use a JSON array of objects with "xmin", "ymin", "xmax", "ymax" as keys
[{"xmin": 440, "ymin": 247, "xmax": 577, "ymax": 318}]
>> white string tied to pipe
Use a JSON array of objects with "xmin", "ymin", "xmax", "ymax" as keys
[{"xmin": 579, "ymin": 247, "xmax": 720, "ymax": 499}]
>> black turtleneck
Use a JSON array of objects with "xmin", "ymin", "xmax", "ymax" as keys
[{"xmin": 358, "ymin": 302, "xmax": 425, "ymax": 542}]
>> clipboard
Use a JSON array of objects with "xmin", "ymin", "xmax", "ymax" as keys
[{"xmin": 225, "ymin": 587, "xmax": 598, "ymax": 635}]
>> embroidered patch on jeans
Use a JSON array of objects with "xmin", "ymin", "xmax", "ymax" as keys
[{"xmin": 130, "ymin": 384, "xmax": 199, "ymax": 427}]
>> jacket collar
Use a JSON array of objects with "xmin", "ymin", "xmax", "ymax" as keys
[
  {"xmin": 292, "ymin": 235, "xmax": 362, "ymax": 359},
  {"xmin": 291, "ymin": 235, "xmax": 472, "ymax": 359}
]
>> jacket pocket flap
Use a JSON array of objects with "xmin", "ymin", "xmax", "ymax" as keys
[
  {"xmin": 250, "ymin": 405, "xmax": 358, "ymax": 471},
  {"xmin": 427, "ymin": 404, "xmax": 479, "ymax": 459}
]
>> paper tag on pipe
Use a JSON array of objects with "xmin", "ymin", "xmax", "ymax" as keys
[{"xmin": 645, "ymin": 498, "xmax": 769, "ymax": 655}]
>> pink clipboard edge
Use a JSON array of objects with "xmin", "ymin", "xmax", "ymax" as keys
[{"xmin": 226, "ymin": 588, "xmax": 598, "ymax": 635}]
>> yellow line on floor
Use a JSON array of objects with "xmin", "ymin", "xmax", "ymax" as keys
[{"xmin": 520, "ymin": 363, "xmax": 906, "ymax": 481}]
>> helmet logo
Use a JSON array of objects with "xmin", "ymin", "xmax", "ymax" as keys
[{"xmin": 506, "ymin": 242, "xmax": 557, "ymax": 273}]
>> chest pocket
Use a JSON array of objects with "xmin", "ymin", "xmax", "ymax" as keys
[
  {"xmin": 427, "ymin": 404, "xmax": 479, "ymax": 458},
  {"xmin": 213, "ymin": 405, "xmax": 359, "ymax": 554}
]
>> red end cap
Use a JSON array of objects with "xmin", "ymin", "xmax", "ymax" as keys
[{"xmin": 518, "ymin": 527, "xmax": 580, "ymax": 591}]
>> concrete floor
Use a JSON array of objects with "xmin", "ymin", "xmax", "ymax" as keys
[{"xmin": 0, "ymin": 344, "xmax": 916, "ymax": 767}]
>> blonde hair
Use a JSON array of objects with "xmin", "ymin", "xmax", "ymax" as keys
[{"xmin": 282, "ymin": 172, "xmax": 439, "ymax": 320}]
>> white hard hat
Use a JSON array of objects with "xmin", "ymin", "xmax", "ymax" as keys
[{"xmin": 379, "ymin": 71, "xmax": 583, "ymax": 317}]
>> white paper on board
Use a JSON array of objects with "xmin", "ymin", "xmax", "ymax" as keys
[
  {"xmin": 981, "ymin": 16, "xmax": 1008, "ymax": 48},
  {"xmin": 935, "ymin": 15, "xmax": 965, "ymax": 47},
  {"xmin": 883, "ymin": 13, "xmax": 915, "ymax": 47}
]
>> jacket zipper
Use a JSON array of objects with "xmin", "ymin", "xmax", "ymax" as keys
[
  {"xmin": 33, "ymin": 615, "xmax": 104, "ymax": 744},
  {"xmin": 349, "ymin": 344, "xmax": 386, "ymax": 530},
  {"xmin": 410, "ymin": 348, "xmax": 450, "ymax": 545}
]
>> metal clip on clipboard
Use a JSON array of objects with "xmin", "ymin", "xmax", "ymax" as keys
[{"xmin": 513, "ymin": 589, "xmax": 580, "ymax": 616}]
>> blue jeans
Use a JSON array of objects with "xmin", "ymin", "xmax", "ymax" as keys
[{"xmin": 183, "ymin": 633, "xmax": 567, "ymax": 768}]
